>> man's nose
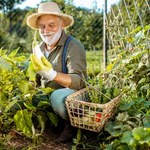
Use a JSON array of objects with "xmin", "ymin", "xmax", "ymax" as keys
[{"xmin": 43, "ymin": 26, "xmax": 51, "ymax": 33}]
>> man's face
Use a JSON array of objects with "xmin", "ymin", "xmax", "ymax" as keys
[
  {"xmin": 37, "ymin": 14, "xmax": 63, "ymax": 33},
  {"xmin": 37, "ymin": 15, "xmax": 64, "ymax": 46}
]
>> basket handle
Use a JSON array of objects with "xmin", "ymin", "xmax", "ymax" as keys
[{"xmin": 81, "ymin": 78, "xmax": 112, "ymax": 101}]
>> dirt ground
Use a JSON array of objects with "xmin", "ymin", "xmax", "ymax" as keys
[
  {"xmin": 2, "ymin": 126, "xmax": 72, "ymax": 150},
  {"xmin": 0, "ymin": 119, "xmax": 100, "ymax": 150}
]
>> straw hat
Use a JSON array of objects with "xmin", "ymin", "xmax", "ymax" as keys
[{"xmin": 26, "ymin": 2, "xmax": 74, "ymax": 30}]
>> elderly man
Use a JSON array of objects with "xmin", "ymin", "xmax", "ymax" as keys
[{"xmin": 26, "ymin": 2, "xmax": 87, "ymax": 142}]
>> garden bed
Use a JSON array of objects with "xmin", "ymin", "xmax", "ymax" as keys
[{"xmin": 0, "ymin": 127, "xmax": 72, "ymax": 150}]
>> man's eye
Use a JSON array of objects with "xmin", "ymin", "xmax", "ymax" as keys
[
  {"xmin": 39, "ymin": 25, "xmax": 45, "ymax": 29},
  {"xmin": 49, "ymin": 24, "xmax": 55, "ymax": 28}
]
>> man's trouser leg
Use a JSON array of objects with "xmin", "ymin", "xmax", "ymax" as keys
[
  {"xmin": 50, "ymin": 88, "xmax": 76, "ymax": 120},
  {"xmin": 50, "ymin": 88, "xmax": 76, "ymax": 142}
]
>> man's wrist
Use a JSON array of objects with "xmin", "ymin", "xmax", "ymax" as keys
[
  {"xmin": 48, "ymin": 70, "xmax": 57, "ymax": 81},
  {"xmin": 38, "ymin": 69, "xmax": 57, "ymax": 81}
]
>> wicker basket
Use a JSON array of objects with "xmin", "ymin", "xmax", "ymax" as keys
[{"xmin": 65, "ymin": 88, "xmax": 122, "ymax": 132}]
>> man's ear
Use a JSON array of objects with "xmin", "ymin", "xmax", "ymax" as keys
[{"xmin": 61, "ymin": 19, "xmax": 65, "ymax": 29}]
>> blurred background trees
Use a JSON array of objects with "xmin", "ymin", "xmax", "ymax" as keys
[
  {"xmin": 0, "ymin": 0, "xmax": 149, "ymax": 53},
  {"xmin": 0, "ymin": 0, "xmax": 103, "ymax": 53}
]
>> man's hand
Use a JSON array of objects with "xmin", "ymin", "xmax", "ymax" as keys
[{"xmin": 30, "ymin": 54, "xmax": 57, "ymax": 81}]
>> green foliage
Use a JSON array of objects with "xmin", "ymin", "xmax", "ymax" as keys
[
  {"xmin": 14, "ymin": 109, "xmax": 34, "ymax": 137},
  {"xmin": 86, "ymin": 50, "xmax": 102, "ymax": 77},
  {"xmin": 0, "ymin": 0, "xmax": 25, "ymax": 12},
  {"xmin": 73, "ymin": 25, "xmax": 150, "ymax": 149},
  {"xmin": 0, "ymin": 49, "xmax": 57, "ymax": 141},
  {"xmin": 0, "ymin": 9, "xmax": 28, "ymax": 52},
  {"xmin": 47, "ymin": 112, "xmax": 58, "ymax": 127}
]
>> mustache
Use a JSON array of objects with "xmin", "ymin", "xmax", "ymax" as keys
[{"xmin": 41, "ymin": 32, "xmax": 55, "ymax": 36}]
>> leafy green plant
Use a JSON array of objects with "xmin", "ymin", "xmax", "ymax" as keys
[
  {"xmin": 73, "ymin": 26, "xmax": 150, "ymax": 149},
  {"xmin": 0, "ymin": 48, "xmax": 57, "ymax": 142}
]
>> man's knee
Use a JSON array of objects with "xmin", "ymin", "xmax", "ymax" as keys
[
  {"xmin": 49, "ymin": 88, "xmax": 75, "ymax": 120},
  {"xmin": 50, "ymin": 89, "xmax": 65, "ymax": 109}
]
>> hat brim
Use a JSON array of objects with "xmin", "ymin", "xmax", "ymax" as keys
[{"xmin": 26, "ymin": 12, "xmax": 74, "ymax": 30}]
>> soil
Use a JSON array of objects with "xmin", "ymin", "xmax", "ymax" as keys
[
  {"xmin": 1, "ymin": 126, "xmax": 72, "ymax": 150},
  {"xmin": 0, "ymin": 118, "xmax": 100, "ymax": 150}
]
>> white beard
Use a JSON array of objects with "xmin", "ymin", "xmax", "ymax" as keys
[{"xmin": 39, "ymin": 28, "xmax": 62, "ymax": 46}]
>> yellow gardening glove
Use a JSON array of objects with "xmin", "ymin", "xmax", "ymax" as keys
[
  {"xmin": 32, "ymin": 45, "xmax": 44, "ymax": 60},
  {"xmin": 30, "ymin": 54, "xmax": 57, "ymax": 81}
]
